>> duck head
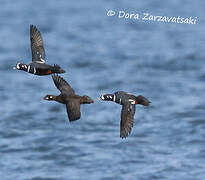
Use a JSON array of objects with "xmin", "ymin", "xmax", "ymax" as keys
[
  {"xmin": 43, "ymin": 95, "xmax": 56, "ymax": 101},
  {"xmin": 81, "ymin": 95, "xmax": 94, "ymax": 104},
  {"xmin": 14, "ymin": 62, "xmax": 28, "ymax": 71}
]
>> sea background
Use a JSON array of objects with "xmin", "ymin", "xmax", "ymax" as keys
[{"xmin": 1, "ymin": 0, "xmax": 205, "ymax": 179}]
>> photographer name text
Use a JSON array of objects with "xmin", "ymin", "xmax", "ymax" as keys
[{"xmin": 107, "ymin": 10, "xmax": 197, "ymax": 25}]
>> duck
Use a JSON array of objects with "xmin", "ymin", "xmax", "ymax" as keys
[
  {"xmin": 14, "ymin": 24, "xmax": 65, "ymax": 75},
  {"xmin": 44, "ymin": 75, "xmax": 94, "ymax": 121},
  {"xmin": 99, "ymin": 91, "xmax": 150, "ymax": 139}
]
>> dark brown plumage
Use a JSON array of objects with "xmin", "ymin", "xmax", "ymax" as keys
[
  {"xmin": 30, "ymin": 24, "xmax": 45, "ymax": 63},
  {"xmin": 120, "ymin": 103, "xmax": 136, "ymax": 139},
  {"xmin": 100, "ymin": 91, "xmax": 151, "ymax": 139},
  {"xmin": 44, "ymin": 75, "xmax": 94, "ymax": 121}
]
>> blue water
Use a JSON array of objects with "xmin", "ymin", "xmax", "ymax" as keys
[{"xmin": 1, "ymin": 0, "xmax": 205, "ymax": 179}]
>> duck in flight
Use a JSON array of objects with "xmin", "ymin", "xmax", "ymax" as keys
[
  {"xmin": 44, "ymin": 75, "xmax": 94, "ymax": 121},
  {"xmin": 14, "ymin": 24, "xmax": 65, "ymax": 75},
  {"xmin": 100, "ymin": 91, "xmax": 150, "ymax": 139}
]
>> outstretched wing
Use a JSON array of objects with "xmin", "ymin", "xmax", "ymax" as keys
[
  {"xmin": 52, "ymin": 75, "xmax": 75, "ymax": 96},
  {"xmin": 30, "ymin": 24, "xmax": 46, "ymax": 63},
  {"xmin": 66, "ymin": 100, "xmax": 81, "ymax": 121},
  {"xmin": 120, "ymin": 103, "xmax": 136, "ymax": 138}
]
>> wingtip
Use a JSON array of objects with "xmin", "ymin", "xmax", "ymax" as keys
[
  {"xmin": 52, "ymin": 74, "xmax": 59, "ymax": 81},
  {"xmin": 30, "ymin": 24, "xmax": 35, "ymax": 30},
  {"xmin": 52, "ymin": 74, "xmax": 64, "ymax": 84},
  {"xmin": 120, "ymin": 135, "xmax": 127, "ymax": 139},
  {"xmin": 52, "ymin": 74, "xmax": 56, "ymax": 78},
  {"xmin": 69, "ymin": 117, "xmax": 81, "ymax": 122},
  {"xmin": 30, "ymin": 24, "xmax": 39, "ymax": 34}
]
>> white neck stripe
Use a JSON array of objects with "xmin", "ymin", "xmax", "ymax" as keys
[{"xmin": 27, "ymin": 65, "xmax": 30, "ymax": 72}]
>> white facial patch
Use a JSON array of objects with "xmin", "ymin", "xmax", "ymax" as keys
[
  {"xmin": 101, "ymin": 95, "xmax": 105, "ymax": 100},
  {"xmin": 16, "ymin": 63, "xmax": 20, "ymax": 69}
]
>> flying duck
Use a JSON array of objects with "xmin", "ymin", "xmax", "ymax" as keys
[
  {"xmin": 100, "ymin": 91, "xmax": 150, "ymax": 139},
  {"xmin": 44, "ymin": 75, "xmax": 94, "ymax": 121},
  {"xmin": 14, "ymin": 24, "xmax": 65, "ymax": 75}
]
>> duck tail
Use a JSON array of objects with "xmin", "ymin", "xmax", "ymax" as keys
[
  {"xmin": 53, "ymin": 64, "xmax": 65, "ymax": 74},
  {"xmin": 136, "ymin": 95, "xmax": 151, "ymax": 106}
]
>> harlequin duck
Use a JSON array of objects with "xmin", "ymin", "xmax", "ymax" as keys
[
  {"xmin": 44, "ymin": 75, "xmax": 94, "ymax": 121},
  {"xmin": 99, "ymin": 91, "xmax": 150, "ymax": 139},
  {"xmin": 14, "ymin": 24, "xmax": 65, "ymax": 75}
]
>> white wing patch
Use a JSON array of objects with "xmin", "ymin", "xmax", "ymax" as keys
[
  {"xmin": 128, "ymin": 99, "xmax": 136, "ymax": 104},
  {"xmin": 33, "ymin": 67, "xmax": 36, "ymax": 74},
  {"xmin": 35, "ymin": 52, "xmax": 45, "ymax": 63},
  {"xmin": 35, "ymin": 59, "xmax": 45, "ymax": 64},
  {"xmin": 40, "ymin": 58, "xmax": 45, "ymax": 63},
  {"xmin": 16, "ymin": 63, "xmax": 20, "ymax": 69}
]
